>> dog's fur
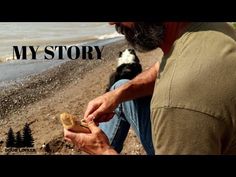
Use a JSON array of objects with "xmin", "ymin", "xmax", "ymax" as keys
[{"xmin": 105, "ymin": 49, "xmax": 142, "ymax": 92}]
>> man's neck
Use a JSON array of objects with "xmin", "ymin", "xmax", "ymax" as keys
[{"xmin": 160, "ymin": 22, "xmax": 189, "ymax": 55}]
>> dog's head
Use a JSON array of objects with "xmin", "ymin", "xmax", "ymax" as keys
[
  {"xmin": 116, "ymin": 48, "xmax": 142, "ymax": 80},
  {"xmin": 117, "ymin": 48, "xmax": 140, "ymax": 67},
  {"xmin": 105, "ymin": 49, "xmax": 142, "ymax": 92}
]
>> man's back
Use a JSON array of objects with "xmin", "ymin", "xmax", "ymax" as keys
[{"xmin": 151, "ymin": 22, "xmax": 236, "ymax": 154}]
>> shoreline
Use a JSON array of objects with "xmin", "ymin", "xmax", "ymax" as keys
[
  {"xmin": 0, "ymin": 37, "xmax": 124, "ymax": 86},
  {"xmin": 0, "ymin": 38, "xmax": 125, "ymax": 119}
]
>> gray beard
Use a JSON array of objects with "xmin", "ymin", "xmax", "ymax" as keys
[{"xmin": 116, "ymin": 22, "xmax": 165, "ymax": 52}]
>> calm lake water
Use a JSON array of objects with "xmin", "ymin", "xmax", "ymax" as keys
[{"xmin": 0, "ymin": 22, "xmax": 122, "ymax": 62}]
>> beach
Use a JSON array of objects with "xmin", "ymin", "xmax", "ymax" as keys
[{"xmin": 0, "ymin": 38, "xmax": 163, "ymax": 155}]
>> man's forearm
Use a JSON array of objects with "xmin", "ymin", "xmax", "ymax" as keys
[{"xmin": 114, "ymin": 62, "xmax": 159, "ymax": 102}]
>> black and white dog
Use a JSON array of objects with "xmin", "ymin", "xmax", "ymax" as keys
[{"xmin": 105, "ymin": 49, "xmax": 142, "ymax": 92}]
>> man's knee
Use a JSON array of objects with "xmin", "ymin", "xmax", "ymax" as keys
[{"xmin": 110, "ymin": 79, "xmax": 130, "ymax": 91}]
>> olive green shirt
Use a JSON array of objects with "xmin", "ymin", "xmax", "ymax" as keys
[{"xmin": 151, "ymin": 22, "xmax": 236, "ymax": 154}]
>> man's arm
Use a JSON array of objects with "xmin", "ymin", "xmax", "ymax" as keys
[
  {"xmin": 64, "ymin": 62, "xmax": 159, "ymax": 155},
  {"xmin": 83, "ymin": 61, "xmax": 160, "ymax": 122},
  {"xmin": 115, "ymin": 61, "xmax": 160, "ymax": 102}
]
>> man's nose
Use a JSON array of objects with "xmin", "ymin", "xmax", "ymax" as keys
[{"xmin": 109, "ymin": 22, "xmax": 134, "ymax": 29}]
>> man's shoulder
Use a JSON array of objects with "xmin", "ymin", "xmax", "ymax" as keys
[
  {"xmin": 152, "ymin": 23, "xmax": 236, "ymax": 121},
  {"xmin": 183, "ymin": 22, "xmax": 236, "ymax": 42},
  {"xmin": 160, "ymin": 23, "xmax": 236, "ymax": 73},
  {"xmin": 176, "ymin": 23, "xmax": 236, "ymax": 56}
]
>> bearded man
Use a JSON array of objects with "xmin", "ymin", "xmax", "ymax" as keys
[{"xmin": 64, "ymin": 22, "xmax": 236, "ymax": 155}]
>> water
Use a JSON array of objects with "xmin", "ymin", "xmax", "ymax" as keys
[
  {"xmin": 0, "ymin": 22, "xmax": 123, "ymax": 62},
  {"xmin": 0, "ymin": 22, "xmax": 124, "ymax": 87}
]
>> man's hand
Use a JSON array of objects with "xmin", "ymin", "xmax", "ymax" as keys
[
  {"xmin": 64, "ymin": 120, "xmax": 118, "ymax": 155},
  {"xmin": 83, "ymin": 90, "xmax": 120, "ymax": 123},
  {"xmin": 83, "ymin": 62, "xmax": 160, "ymax": 124}
]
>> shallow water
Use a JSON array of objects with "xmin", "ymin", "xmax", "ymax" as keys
[
  {"xmin": 0, "ymin": 22, "xmax": 122, "ymax": 62},
  {"xmin": 0, "ymin": 22, "xmax": 124, "ymax": 87},
  {"xmin": 0, "ymin": 37, "xmax": 124, "ymax": 87}
]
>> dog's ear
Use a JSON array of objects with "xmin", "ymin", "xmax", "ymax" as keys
[
  {"xmin": 134, "ymin": 55, "xmax": 140, "ymax": 63},
  {"xmin": 128, "ymin": 49, "xmax": 135, "ymax": 55},
  {"xmin": 118, "ymin": 51, "xmax": 122, "ymax": 57},
  {"xmin": 128, "ymin": 49, "xmax": 140, "ymax": 63}
]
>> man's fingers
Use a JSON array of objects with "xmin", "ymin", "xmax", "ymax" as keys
[
  {"xmin": 83, "ymin": 107, "xmax": 105, "ymax": 123},
  {"xmin": 86, "ymin": 111, "xmax": 114, "ymax": 125},
  {"xmin": 89, "ymin": 105, "xmax": 106, "ymax": 121},
  {"xmin": 64, "ymin": 128, "xmax": 85, "ymax": 149},
  {"xmin": 96, "ymin": 113, "xmax": 115, "ymax": 123},
  {"xmin": 87, "ymin": 120, "xmax": 101, "ymax": 134},
  {"xmin": 64, "ymin": 128, "xmax": 77, "ymax": 141},
  {"xmin": 84, "ymin": 101, "xmax": 101, "ymax": 119},
  {"xmin": 64, "ymin": 137, "xmax": 72, "ymax": 143},
  {"xmin": 84, "ymin": 103, "xmax": 95, "ymax": 119}
]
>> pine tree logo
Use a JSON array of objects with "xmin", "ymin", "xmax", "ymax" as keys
[
  {"xmin": 15, "ymin": 131, "xmax": 23, "ymax": 148},
  {"xmin": 22, "ymin": 123, "xmax": 34, "ymax": 147},
  {"xmin": 6, "ymin": 128, "xmax": 15, "ymax": 148},
  {"xmin": 5, "ymin": 123, "xmax": 35, "ymax": 153}
]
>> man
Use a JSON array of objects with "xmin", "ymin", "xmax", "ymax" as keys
[{"xmin": 64, "ymin": 22, "xmax": 236, "ymax": 155}]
